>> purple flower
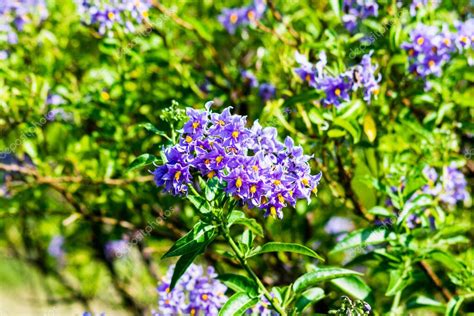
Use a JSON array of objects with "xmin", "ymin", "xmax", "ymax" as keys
[
  {"xmin": 104, "ymin": 239, "xmax": 129, "ymax": 260},
  {"xmin": 218, "ymin": 0, "xmax": 266, "ymax": 34},
  {"xmin": 218, "ymin": 7, "xmax": 248, "ymax": 34},
  {"xmin": 259, "ymin": 83, "xmax": 276, "ymax": 101},
  {"xmin": 317, "ymin": 75, "xmax": 352, "ymax": 107},
  {"xmin": 76, "ymin": 0, "xmax": 151, "ymax": 37},
  {"xmin": 351, "ymin": 52, "xmax": 381, "ymax": 102},
  {"xmin": 152, "ymin": 105, "xmax": 322, "ymax": 219},
  {"xmin": 311, "ymin": 52, "xmax": 380, "ymax": 107},
  {"xmin": 294, "ymin": 51, "xmax": 317, "ymax": 87},
  {"xmin": 0, "ymin": 0, "xmax": 48, "ymax": 56},
  {"xmin": 400, "ymin": 22, "xmax": 472, "ymax": 78},
  {"xmin": 241, "ymin": 70, "xmax": 259, "ymax": 88},
  {"xmin": 156, "ymin": 264, "xmax": 227, "ymax": 316},
  {"xmin": 423, "ymin": 164, "xmax": 468, "ymax": 205},
  {"xmin": 342, "ymin": 0, "xmax": 378, "ymax": 32}
]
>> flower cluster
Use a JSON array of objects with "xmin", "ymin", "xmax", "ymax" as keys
[
  {"xmin": 0, "ymin": 0, "xmax": 48, "ymax": 59},
  {"xmin": 423, "ymin": 163, "xmax": 468, "ymax": 205},
  {"xmin": 76, "ymin": 0, "xmax": 151, "ymax": 36},
  {"xmin": 401, "ymin": 21, "xmax": 473, "ymax": 79},
  {"xmin": 218, "ymin": 0, "xmax": 266, "ymax": 34},
  {"xmin": 342, "ymin": 0, "xmax": 378, "ymax": 33},
  {"xmin": 155, "ymin": 264, "xmax": 227, "ymax": 316},
  {"xmin": 153, "ymin": 104, "xmax": 322, "ymax": 219},
  {"xmin": 294, "ymin": 51, "xmax": 380, "ymax": 107}
]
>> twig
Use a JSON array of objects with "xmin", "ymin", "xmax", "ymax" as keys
[{"xmin": 419, "ymin": 260, "xmax": 453, "ymax": 301}]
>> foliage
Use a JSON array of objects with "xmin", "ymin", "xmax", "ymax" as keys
[{"xmin": 0, "ymin": 0, "xmax": 472, "ymax": 315}]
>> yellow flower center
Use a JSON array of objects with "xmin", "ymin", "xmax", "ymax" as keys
[
  {"xmin": 417, "ymin": 37, "xmax": 424, "ymax": 45},
  {"xmin": 174, "ymin": 171, "xmax": 181, "ymax": 181},
  {"xmin": 250, "ymin": 185, "xmax": 257, "ymax": 194},
  {"xmin": 289, "ymin": 190, "xmax": 293, "ymax": 197},
  {"xmin": 273, "ymin": 180, "xmax": 281, "ymax": 186},
  {"xmin": 202, "ymin": 294, "xmax": 209, "ymax": 301},
  {"xmin": 277, "ymin": 193, "xmax": 284, "ymax": 203},
  {"xmin": 236, "ymin": 177, "xmax": 243, "ymax": 188},
  {"xmin": 232, "ymin": 131, "xmax": 239, "ymax": 139},
  {"xmin": 460, "ymin": 36, "xmax": 468, "ymax": 44},
  {"xmin": 218, "ymin": 120, "xmax": 225, "ymax": 126},
  {"xmin": 305, "ymin": 74, "xmax": 311, "ymax": 82},
  {"xmin": 185, "ymin": 135, "xmax": 193, "ymax": 143},
  {"xmin": 192, "ymin": 121, "xmax": 200, "ymax": 129},
  {"xmin": 312, "ymin": 187, "xmax": 318, "ymax": 194},
  {"xmin": 252, "ymin": 165, "xmax": 259, "ymax": 171},
  {"xmin": 165, "ymin": 287, "xmax": 170, "ymax": 293},
  {"xmin": 428, "ymin": 60, "xmax": 435, "ymax": 68},
  {"xmin": 205, "ymin": 159, "xmax": 210, "ymax": 165},
  {"xmin": 142, "ymin": 10, "xmax": 148, "ymax": 19},
  {"xmin": 230, "ymin": 13, "xmax": 238, "ymax": 24},
  {"xmin": 270, "ymin": 206, "xmax": 277, "ymax": 218},
  {"xmin": 443, "ymin": 38, "xmax": 451, "ymax": 46},
  {"xmin": 207, "ymin": 171, "xmax": 216, "ymax": 179},
  {"xmin": 190, "ymin": 309, "xmax": 196, "ymax": 316},
  {"xmin": 301, "ymin": 178, "xmax": 309, "ymax": 186},
  {"xmin": 373, "ymin": 88, "xmax": 379, "ymax": 95},
  {"xmin": 408, "ymin": 49, "xmax": 415, "ymax": 56},
  {"xmin": 108, "ymin": 12, "xmax": 115, "ymax": 20},
  {"xmin": 334, "ymin": 88, "xmax": 341, "ymax": 96},
  {"xmin": 247, "ymin": 10, "xmax": 255, "ymax": 20},
  {"xmin": 165, "ymin": 299, "xmax": 170, "ymax": 304},
  {"xmin": 216, "ymin": 155, "xmax": 223, "ymax": 164}
]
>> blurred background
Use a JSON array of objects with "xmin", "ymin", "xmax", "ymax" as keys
[{"xmin": 0, "ymin": 0, "xmax": 473, "ymax": 315}]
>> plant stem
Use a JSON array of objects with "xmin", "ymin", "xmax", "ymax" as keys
[
  {"xmin": 390, "ymin": 290, "xmax": 402, "ymax": 316},
  {"xmin": 222, "ymin": 225, "xmax": 288, "ymax": 316}
]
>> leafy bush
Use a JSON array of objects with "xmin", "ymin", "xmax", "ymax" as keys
[{"xmin": 0, "ymin": 0, "xmax": 472, "ymax": 315}]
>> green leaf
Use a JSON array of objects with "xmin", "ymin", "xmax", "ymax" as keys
[
  {"xmin": 333, "ymin": 117, "xmax": 361, "ymax": 143},
  {"xmin": 248, "ymin": 242, "xmax": 324, "ymax": 261},
  {"xmin": 138, "ymin": 122, "xmax": 167, "ymax": 136},
  {"xmin": 328, "ymin": 129, "xmax": 347, "ymax": 138},
  {"xmin": 218, "ymin": 274, "xmax": 258, "ymax": 296},
  {"xmin": 367, "ymin": 206, "xmax": 393, "ymax": 217},
  {"xmin": 204, "ymin": 177, "xmax": 220, "ymax": 202},
  {"xmin": 424, "ymin": 250, "xmax": 465, "ymax": 272},
  {"xmin": 187, "ymin": 195, "xmax": 212, "ymax": 214},
  {"xmin": 386, "ymin": 269, "xmax": 409, "ymax": 296},
  {"xmin": 295, "ymin": 287, "xmax": 325, "ymax": 313},
  {"xmin": 127, "ymin": 153, "xmax": 158, "ymax": 171},
  {"xmin": 283, "ymin": 90, "xmax": 320, "ymax": 108},
  {"xmin": 445, "ymin": 296, "xmax": 464, "ymax": 316},
  {"xmin": 218, "ymin": 292, "xmax": 258, "ymax": 316},
  {"xmin": 169, "ymin": 247, "xmax": 202, "ymax": 290},
  {"xmin": 293, "ymin": 268, "xmax": 362, "ymax": 293},
  {"xmin": 330, "ymin": 276, "xmax": 372, "ymax": 301},
  {"xmin": 162, "ymin": 221, "xmax": 216, "ymax": 258},
  {"xmin": 330, "ymin": 227, "xmax": 394, "ymax": 254},
  {"xmin": 227, "ymin": 211, "xmax": 264, "ymax": 237},
  {"xmin": 406, "ymin": 296, "xmax": 444, "ymax": 312}
]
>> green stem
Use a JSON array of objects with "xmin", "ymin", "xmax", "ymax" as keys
[
  {"xmin": 222, "ymin": 225, "xmax": 288, "ymax": 316},
  {"xmin": 390, "ymin": 290, "xmax": 402, "ymax": 316}
]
